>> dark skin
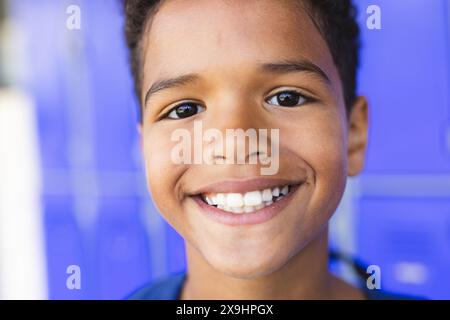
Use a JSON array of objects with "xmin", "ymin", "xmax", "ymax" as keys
[{"xmin": 137, "ymin": 0, "xmax": 368, "ymax": 299}]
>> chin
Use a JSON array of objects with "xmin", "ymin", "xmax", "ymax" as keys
[{"xmin": 202, "ymin": 239, "xmax": 295, "ymax": 280}]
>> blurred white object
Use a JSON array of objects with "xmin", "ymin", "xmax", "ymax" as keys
[
  {"xmin": 0, "ymin": 88, "xmax": 48, "ymax": 299},
  {"xmin": 394, "ymin": 262, "xmax": 428, "ymax": 285}
]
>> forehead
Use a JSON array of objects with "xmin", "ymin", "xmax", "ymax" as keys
[{"xmin": 141, "ymin": 0, "xmax": 339, "ymax": 92}]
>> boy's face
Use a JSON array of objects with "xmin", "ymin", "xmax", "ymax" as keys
[{"xmin": 138, "ymin": 0, "xmax": 368, "ymax": 278}]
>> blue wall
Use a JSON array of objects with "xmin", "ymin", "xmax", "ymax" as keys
[{"xmin": 356, "ymin": 0, "xmax": 450, "ymax": 299}]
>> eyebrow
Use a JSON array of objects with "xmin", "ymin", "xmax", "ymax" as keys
[
  {"xmin": 261, "ymin": 59, "xmax": 331, "ymax": 84},
  {"xmin": 143, "ymin": 59, "xmax": 330, "ymax": 108}
]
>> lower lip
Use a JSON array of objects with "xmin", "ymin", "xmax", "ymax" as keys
[{"xmin": 192, "ymin": 184, "xmax": 301, "ymax": 226}]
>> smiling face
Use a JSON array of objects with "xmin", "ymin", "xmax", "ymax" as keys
[{"xmin": 138, "ymin": 0, "xmax": 368, "ymax": 279}]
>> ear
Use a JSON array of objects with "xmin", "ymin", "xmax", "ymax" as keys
[
  {"xmin": 137, "ymin": 123, "xmax": 144, "ymax": 153},
  {"xmin": 347, "ymin": 96, "xmax": 369, "ymax": 177}
]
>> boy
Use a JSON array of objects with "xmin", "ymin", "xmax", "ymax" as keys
[{"xmin": 124, "ymin": 0, "xmax": 371, "ymax": 299}]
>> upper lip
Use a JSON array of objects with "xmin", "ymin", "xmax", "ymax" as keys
[{"xmin": 188, "ymin": 177, "xmax": 304, "ymax": 195}]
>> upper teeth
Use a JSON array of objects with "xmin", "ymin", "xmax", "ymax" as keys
[{"xmin": 203, "ymin": 185, "xmax": 291, "ymax": 214}]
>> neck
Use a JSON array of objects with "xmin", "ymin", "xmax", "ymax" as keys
[{"xmin": 181, "ymin": 229, "xmax": 340, "ymax": 300}]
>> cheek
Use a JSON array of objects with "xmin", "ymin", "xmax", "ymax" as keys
[
  {"xmin": 310, "ymin": 136, "xmax": 347, "ymax": 220},
  {"xmin": 143, "ymin": 127, "xmax": 171, "ymax": 179},
  {"xmin": 141, "ymin": 125, "xmax": 184, "ymax": 218},
  {"xmin": 288, "ymin": 110, "xmax": 347, "ymax": 168},
  {"xmin": 289, "ymin": 111, "xmax": 348, "ymax": 219},
  {"xmin": 304, "ymin": 125, "xmax": 347, "ymax": 180}
]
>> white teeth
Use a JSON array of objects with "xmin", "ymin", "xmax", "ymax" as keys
[
  {"xmin": 202, "ymin": 184, "xmax": 293, "ymax": 214},
  {"xmin": 244, "ymin": 206, "xmax": 254, "ymax": 213},
  {"xmin": 272, "ymin": 187, "xmax": 280, "ymax": 197},
  {"xmin": 254, "ymin": 203, "xmax": 264, "ymax": 210},
  {"xmin": 262, "ymin": 188, "xmax": 272, "ymax": 202},
  {"xmin": 244, "ymin": 191, "xmax": 262, "ymax": 206},
  {"xmin": 205, "ymin": 196, "xmax": 213, "ymax": 205},
  {"xmin": 226, "ymin": 193, "xmax": 244, "ymax": 207},
  {"xmin": 230, "ymin": 207, "xmax": 244, "ymax": 214},
  {"xmin": 216, "ymin": 193, "xmax": 226, "ymax": 206}
]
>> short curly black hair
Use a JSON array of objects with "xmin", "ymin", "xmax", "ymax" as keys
[{"xmin": 124, "ymin": 0, "xmax": 360, "ymax": 122}]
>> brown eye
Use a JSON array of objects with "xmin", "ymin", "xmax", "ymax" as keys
[
  {"xmin": 167, "ymin": 102, "xmax": 205, "ymax": 119},
  {"xmin": 266, "ymin": 90, "xmax": 307, "ymax": 107}
]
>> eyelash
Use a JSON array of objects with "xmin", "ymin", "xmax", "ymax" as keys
[
  {"xmin": 265, "ymin": 89, "xmax": 316, "ymax": 107},
  {"xmin": 159, "ymin": 89, "xmax": 316, "ymax": 120},
  {"xmin": 160, "ymin": 101, "xmax": 205, "ymax": 120}
]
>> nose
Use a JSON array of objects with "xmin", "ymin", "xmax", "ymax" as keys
[{"xmin": 201, "ymin": 96, "xmax": 274, "ymax": 165}]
